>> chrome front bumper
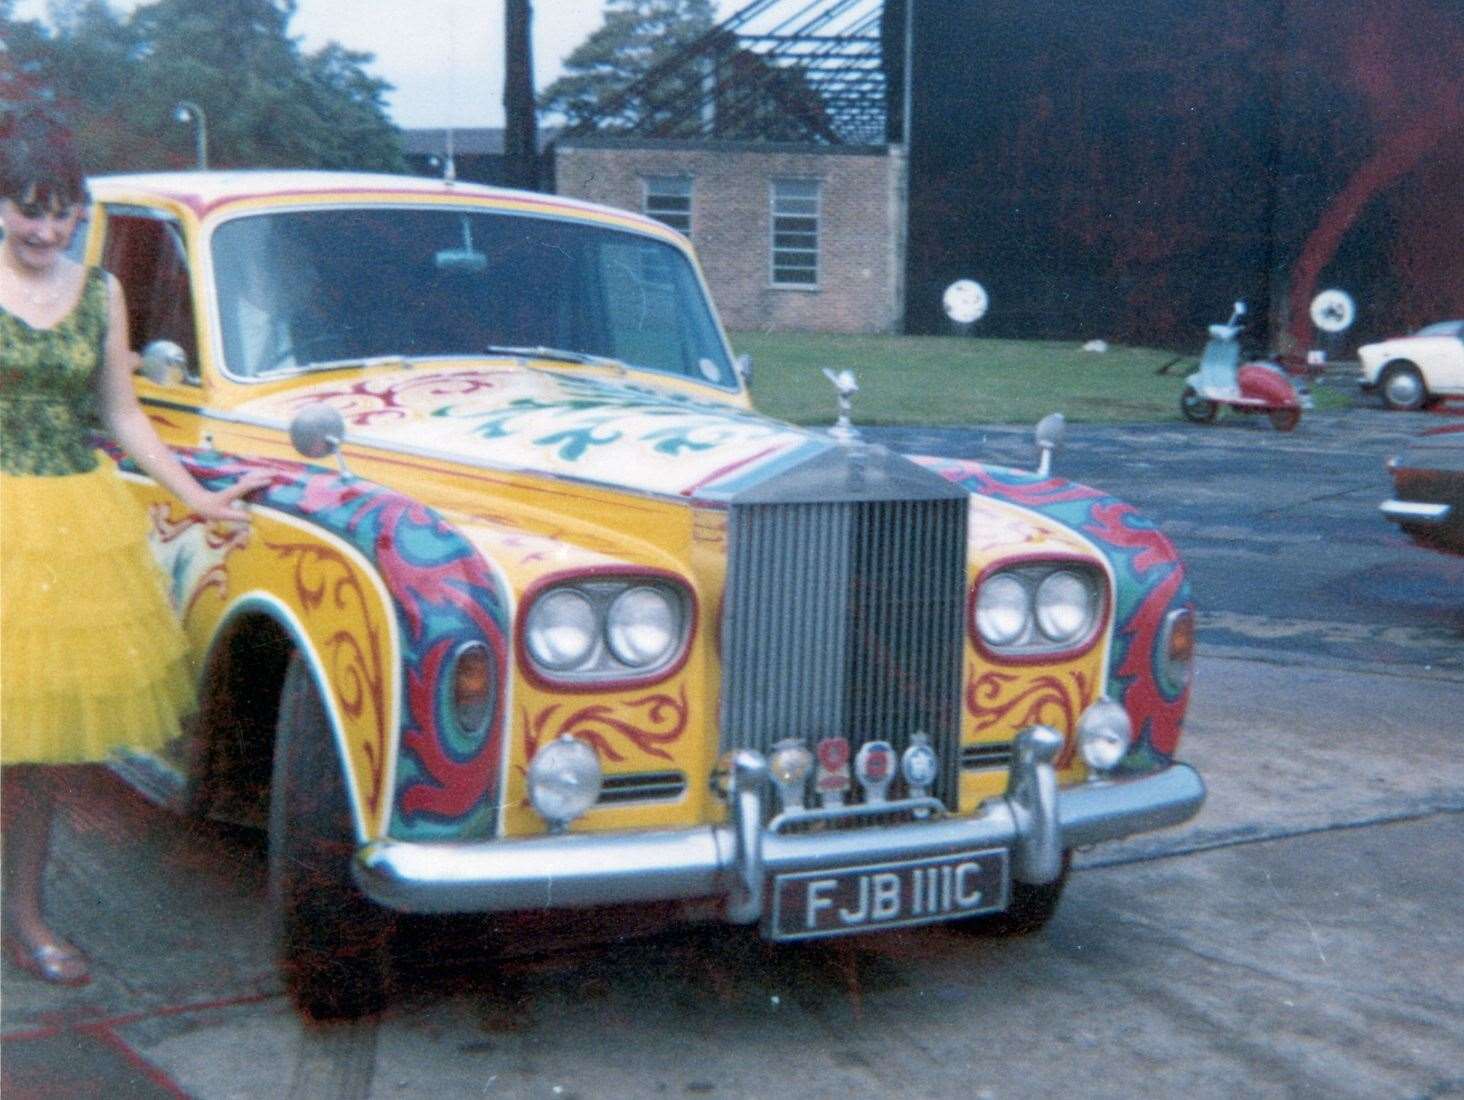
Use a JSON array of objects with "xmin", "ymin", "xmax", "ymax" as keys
[
  {"xmin": 353, "ymin": 726, "xmax": 1205, "ymax": 918},
  {"xmin": 1381, "ymin": 499, "xmax": 1452, "ymax": 526}
]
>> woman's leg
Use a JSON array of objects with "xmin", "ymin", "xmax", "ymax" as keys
[{"xmin": 2, "ymin": 764, "xmax": 89, "ymax": 983}]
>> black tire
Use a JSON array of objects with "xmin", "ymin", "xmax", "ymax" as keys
[
  {"xmin": 1268, "ymin": 408, "xmax": 1301, "ymax": 432},
  {"xmin": 269, "ymin": 652, "xmax": 395, "ymax": 1019},
  {"xmin": 1180, "ymin": 386, "xmax": 1219, "ymax": 423},
  {"xmin": 1380, "ymin": 363, "xmax": 1427, "ymax": 411},
  {"xmin": 957, "ymin": 852, "xmax": 1070, "ymax": 936}
]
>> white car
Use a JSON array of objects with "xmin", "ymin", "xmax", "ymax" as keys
[{"xmin": 1358, "ymin": 320, "xmax": 1464, "ymax": 410}]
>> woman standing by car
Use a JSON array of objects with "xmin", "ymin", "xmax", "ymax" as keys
[{"xmin": 0, "ymin": 114, "xmax": 268, "ymax": 986}]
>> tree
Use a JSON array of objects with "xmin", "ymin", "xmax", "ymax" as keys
[
  {"xmin": 540, "ymin": 0, "xmax": 717, "ymax": 129},
  {"xmin": 0, "ymin": 0, "xmax": 404, "ymax": 173}
]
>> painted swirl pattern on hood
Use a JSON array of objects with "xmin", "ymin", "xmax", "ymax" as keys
[{"xmin": 236, "ymin": 367, "xmax": 832, "ymax": 500}]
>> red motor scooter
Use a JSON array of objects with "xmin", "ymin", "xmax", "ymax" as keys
[{"xmin": 1180, "ymin": 302, "xmax": 1311, "ymax": 431}]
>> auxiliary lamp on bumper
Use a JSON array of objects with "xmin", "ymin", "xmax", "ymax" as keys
[
  {"xmin": 1075, "ymin": 697, "xmax": 1134, "ymax": 774},
  {"xmin": 527, "ymin": 735, "xmax": 603, "ymax": 831}
]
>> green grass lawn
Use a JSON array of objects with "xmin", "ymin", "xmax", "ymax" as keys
[{"xmin": 730, "ymin": 331, "xmax": 1349, "ymax": 426}]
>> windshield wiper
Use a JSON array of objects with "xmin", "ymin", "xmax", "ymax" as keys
[{"xmin": 484, "ymin": 345, "xmax": 628, "ymax": 372}]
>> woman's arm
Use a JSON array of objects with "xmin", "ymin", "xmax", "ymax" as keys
[{"xmin": 95, "ymin": 271, "xmax": 268, "ymax": 522}]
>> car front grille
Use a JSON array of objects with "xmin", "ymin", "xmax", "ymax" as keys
[{"xmin": 719, "ymin": 454, "xmax": 968, "ymax": 813}]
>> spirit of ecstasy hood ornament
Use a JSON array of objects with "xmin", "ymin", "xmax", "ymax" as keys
[{"xmin": 822, "ymin": 367, "xmax": 860, "ymax": 444}]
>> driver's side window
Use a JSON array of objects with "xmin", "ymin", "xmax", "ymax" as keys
[{"xmin": 100, "ymin": 206, "xmax": 199, "ymax": 384}]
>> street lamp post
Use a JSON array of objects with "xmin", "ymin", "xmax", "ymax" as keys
[{"xmin": 173, "ymin": 101, "xmax": 208, "ymax": 170}]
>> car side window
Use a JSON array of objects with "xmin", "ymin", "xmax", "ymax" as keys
[{"xmin": 100, "ymin": 206, "xmax": 200, "ymax": 384}]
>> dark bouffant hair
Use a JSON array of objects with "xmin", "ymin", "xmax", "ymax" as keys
[{"xmin": 0, "ymin": 112, "xmax": 90, "ymax": 209}]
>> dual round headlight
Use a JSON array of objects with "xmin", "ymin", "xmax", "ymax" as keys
[
  {"xmin": 524, "ymin": 580, "xmax": 687, "ymax": 680},
  {"xmin": 525, "ymin": 589, "xmax": 599, "ymax": 671},
  {"xmin": 975, "ymin": 567, "xmax": 1101, "ymax": 652}
]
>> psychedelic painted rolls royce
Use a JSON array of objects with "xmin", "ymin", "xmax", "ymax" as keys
[{"xmin": 87, "ymin": 172, "xmax": 1204, "ymax": 1018}]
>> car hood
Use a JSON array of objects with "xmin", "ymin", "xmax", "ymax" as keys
[{"xmin": 231, "ymin": 364, "xmax": 836, "ymax": 502}]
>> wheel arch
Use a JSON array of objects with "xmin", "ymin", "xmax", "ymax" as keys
[{"xmin": 195, "ymin": 594, "xmax": 368, "ymax": 842}]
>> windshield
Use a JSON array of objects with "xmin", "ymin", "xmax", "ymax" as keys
[
  {"xmin": 210, "ymin": 207, "xmax": 735, "ymax": 386},
  {"xmin": 1415, "ymin": 321, "xmax": 1464, "ymax": 338}
]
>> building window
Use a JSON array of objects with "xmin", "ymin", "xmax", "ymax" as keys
[
  {"xmin": 770, "ymin": 178, "xmax": 820, "ymax": 287},
  {"xmin": 643, "ymin": 176, "xmax": 692, "ymax": 235}
]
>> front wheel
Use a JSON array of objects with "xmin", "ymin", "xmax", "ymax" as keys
[
  {"xmin": 1180, "ymin": 386, "xmax": 1219, "ymax": 423},
  {"xmin": 1380, "ymin": 363, "xmax": 1427, "ymax": 411},
  {"xmin": 269, "ymin": 652, "xmax": 395, "ymax": 1019},
  {"xmin": 1268, "ymin": 407, "xmax": 1301, "ymax": 432},
  {"xmin": 957, "ymin": 852, "xmax": 1070, "ymax": 936}
]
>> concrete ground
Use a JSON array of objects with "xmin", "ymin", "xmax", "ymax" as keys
[{"xmin": 4, "ymin": 402, "xmax": 1462, "ymax": 1099}]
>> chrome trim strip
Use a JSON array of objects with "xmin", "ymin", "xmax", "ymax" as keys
[
  {"xmin": 1381, "ymin": 499, "xmax": 1451, "ymax": 525},
  {"xmin": 768, "ymin": 795, "xmax": 946, "ymax": 834},
  {"xmin": 353, "ymin": 753, "xmax": 1205, "ymax": 917}
]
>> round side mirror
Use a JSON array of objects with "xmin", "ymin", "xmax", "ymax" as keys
[
  {"xmin": 735, "ymin": 353, "xmax": 753, "ymax": 386},
  {"xmin": 138, "ymin": 340, "xmax": 188, "ymax": 384},
  {"xmin": 289, "ymin": 403, "xmax": 346, "ymax": 459},
  {"xmin": 1233, "ymin": 301, "xmax": 1247, "ymax": 316},
  {"xmin": 1034, "ymin": 412, "xmax": 1066, "ymax": 478},
  {"xmin": 1034, "ymin": 411, "xmax": 1067, "ymax": 451}
]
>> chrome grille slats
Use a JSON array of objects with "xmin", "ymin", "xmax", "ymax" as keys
[
  {"xmin": 719, "ymin": 445, "xmax": 968, "ymax": 813},
  {"xmin": 961, "ymin": 743, "xmax": 1014, "ymax": 771},
  {"xmin": 597, "ymin": 771, "xmax": 687, "ymax": 803}
]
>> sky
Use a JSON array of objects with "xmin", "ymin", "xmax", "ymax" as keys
[{"xmin": 13, "ymin": 1, "xmax": 739, "ymax": 129}]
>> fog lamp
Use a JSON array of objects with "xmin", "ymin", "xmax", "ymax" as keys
[
  {"xmin": 769, "ymin": 739, "xmax": 813, "ymax": 812},
  {"xmin": 1076, "ymin": 697, "xmax": 1133, "ymax": 774},
  {"xmin": 527, "ymin": 735, "xmax": 603, "ymax": 831}
]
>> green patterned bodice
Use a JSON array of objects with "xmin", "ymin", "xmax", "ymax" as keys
[{"xmin": 0, "ymin": 268, "xmax": 107, "ymax": 476}]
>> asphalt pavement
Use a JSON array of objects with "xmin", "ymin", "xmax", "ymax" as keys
[{"xmin": 3, "ymin": 394, "xmax": 1461, "ymax": 1099}]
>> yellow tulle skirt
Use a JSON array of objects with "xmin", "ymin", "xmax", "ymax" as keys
[{"xmin": 1, "ymin": 456, "xmax": 196, "ymax": 764}]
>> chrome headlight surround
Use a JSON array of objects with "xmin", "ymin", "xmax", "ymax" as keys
[
  {"xmin": 520, "ymin": 573, "xmax": 693, "ymax": 686},
  {"xmin": 971, "ymin": 562, "xmax": 1106, "ymax": 656}
]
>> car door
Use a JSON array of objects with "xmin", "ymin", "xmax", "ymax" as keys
[{"xmin": 1430, "ymin": 332, "xmax": 1464, "ymax": 393}]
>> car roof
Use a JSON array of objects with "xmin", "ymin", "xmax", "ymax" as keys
[{"xmin": 88, "ymin": 170, "xmax": 671, "ymax": 235}]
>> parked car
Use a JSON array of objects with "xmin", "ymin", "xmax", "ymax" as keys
[
  {"xmin": 86, "ymin": 172, "xmax": 1205, "ymax": 1018},
  {"xmin": 1382, "ymin": 424, "xmax": 1464, "ymax": 555},
  {"xmin": 1357, "ymin": 320, "xmax": 1464, "ymax": 410}
]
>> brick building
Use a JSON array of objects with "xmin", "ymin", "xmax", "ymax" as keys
[
  {"xmin": 546, "ymin": 1, "xmax": 903, "ymax": 336},
  {"xmin": 555, "ymin": 137, "xmax": 905, "ymax": 334}
]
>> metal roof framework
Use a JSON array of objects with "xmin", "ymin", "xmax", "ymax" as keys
[{"xmin": 563, "ymin": 0, "xmax": 890, "ymax": 146}]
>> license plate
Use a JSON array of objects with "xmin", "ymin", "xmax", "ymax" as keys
[{"xmin": 767, "ymin": 849, "xmax": 1009, "ymax": 941}]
